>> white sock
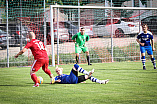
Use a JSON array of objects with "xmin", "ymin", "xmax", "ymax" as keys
[{"xmin": 77, "ymin": 67, "xmax": 89, "ymax": 75}]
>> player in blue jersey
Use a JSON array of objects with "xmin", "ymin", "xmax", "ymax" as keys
[
  {"xmin": 136, "ymin": 24, "xmax": 156, "ymax": 70},
  {"xmin": 53, "ymin": 64, "xmax": 109, "ymax": 84}
]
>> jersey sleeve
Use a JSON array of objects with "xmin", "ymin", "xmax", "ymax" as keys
[
  {"xmin": 72, "ymin": 34, "xmax": 77, "ymax": 40},
  {"xmin": 148, "ymin": 31, "xmax": 153, "ymax": 39},
  {"xmin": 55, "ymin": 76, "xmax": 58, "ymax": 81},
  {"xmin": 137, "ymin": 34, "xmax": 140, "ymax": 39},
  {"xmin": 150, "ymin": 34, "xmax": 153, "ymax": 39},
  {"xmin": 24, "ymin": 42, "xmax": 32, "ymax": 49}
]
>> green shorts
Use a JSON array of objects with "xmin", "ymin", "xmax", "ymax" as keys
[{"xmin": 75, "ymin": 46, "xmax": 89, "ymax": 53}]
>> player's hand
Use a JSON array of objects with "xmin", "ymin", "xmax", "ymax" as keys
[
  {"xmin": 14, "ymin": 55, "xmax": 18, "ymax": 58},
  {"xmin": 75, "ymin": 44, "xmax": 79, "ymax": 47},
  {"xmin": 152, "ymin": 47, "xmax": 155, "ymax": 51},
  {"xmin": 75, "ymin": 42, "xmax": 79, "ymax": 47},
  {"xmin": 55, "ymin": 79, "xmax": 61, "ymax": 82},
  {"xmin": 140, "ymin": 43, "xmax": 145, "ymax": 46}
]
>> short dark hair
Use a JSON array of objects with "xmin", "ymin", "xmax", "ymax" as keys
[
  {"xmin": 142, "ymin": 24, "xmax": 148, "ymax": 27},
  {"xmin": 81, "ymin": 27, "xmax": 85, "ymax": 30}
]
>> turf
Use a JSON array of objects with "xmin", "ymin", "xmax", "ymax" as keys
[{"xmin": 0, "ymin": 61, "xmax": 157, "ymax": 104}]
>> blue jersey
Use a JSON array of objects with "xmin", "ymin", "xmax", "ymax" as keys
[
  {"xmin": 55, "ymin": 71, "xmax": 78, "ymax": 84},
  {"xmin": 137, "ymin": 31, "xmax": 153, "ymax": 46}
]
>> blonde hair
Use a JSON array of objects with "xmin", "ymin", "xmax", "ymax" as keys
[{"xmin": 55, "ymin": 66, "xmax": 63, "ymax": 71}]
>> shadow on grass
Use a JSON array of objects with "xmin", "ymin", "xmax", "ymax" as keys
[
  {"xmin": 42, "ymin": 83, "xmax": 96, "ymax": 85},
  {"xmin": 0, "ymin": 84, "xmax": 31, "ymax": 87}
]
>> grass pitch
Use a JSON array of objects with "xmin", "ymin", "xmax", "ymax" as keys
[{"xmin": 0, "ymin": 61, "xmax": 157, "ymax": 104}]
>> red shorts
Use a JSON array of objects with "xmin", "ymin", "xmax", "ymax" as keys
[{"xmin": 31, "ymin": 59, "xmax": 49, "ymax": 72}]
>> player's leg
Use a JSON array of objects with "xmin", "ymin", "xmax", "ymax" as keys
[
  {"xmin": 75, "ymin": 46, "xmax": 81, "ymax": 64},
  {"xmin": 77, "ymin": 75, "xmax": 87, "ymax": 83},
  {"xmin": 30, "ymin": 72, "xmax": 39, "ymax": 87},
  {"xmin": 149, "ymin": 55, "xmax": 156, "ymax": 69},
  {"xmin": 76, "ymin": 69, "xmax": 109, "ymax": 84},
  {"xmin": 86, "ymin": 51, "xmax": 92, "ymax": 65},
  {"xmin": 88, "ymin": 76, "xmax": 109, "ymax": 84},
  {"xmin": 30, "ymin": 60, "xmax": 41, "ymax": 87},
  {"xmin": 68, "ymin": 68, "xmax": 79, "ymax": 84},
  {"xmin": 42, "ymin": 59, "xmax": 55, "ymax": 84},
  {"xmin": 76, "ymin": 53, "xmax": 80, "ymax": 64},
  {"xmin": 74, "ymin": 64, "xmax": 94, "ymax": 75},
  {"xmin": 77, "ymin": 75, "xmax": 109, "ymax": 84},
  {"xmin": 150, "ymin": 56, "xmax": 156, "ymax": 69},
  {"xmin": 146, "ymin": 46, "xmax": 156, "ymax": 69},
  {"xmin": 141, "ymin": 54, "xmax": 146, "ymax": 70},
  {"xmin": 83, "ymin": 47, "xmax": 92, "ymax": 65},
  {"xmin": 140, "ymin": 46, "xmax": 146, "ymax": 70}
]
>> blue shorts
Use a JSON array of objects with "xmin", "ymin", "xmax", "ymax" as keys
[
  {"xmin": 140, "ymin": 46, "xmax": 153, "ymax": 55},
  {"xmin": 68, "ymin": 70, "xmax": 78, "ymax": 84}
]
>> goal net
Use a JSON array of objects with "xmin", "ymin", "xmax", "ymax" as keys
[{"xmin": 49, "ymin": 5, "xmax": 157, "ymax": 66}]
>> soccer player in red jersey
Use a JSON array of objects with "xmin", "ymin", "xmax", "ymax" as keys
[{"xmin": 15, "ymin": 32, "xmax": 55, "ymax": 87}]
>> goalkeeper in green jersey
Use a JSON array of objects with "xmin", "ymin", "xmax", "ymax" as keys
[{"xmin": 72, "ymin": 27, "xmax": 92, "ymax": 65}]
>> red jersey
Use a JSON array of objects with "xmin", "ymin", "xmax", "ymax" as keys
[{"xmin": 25, "ymin": 39, "xmax": 48, "ymax": 60}]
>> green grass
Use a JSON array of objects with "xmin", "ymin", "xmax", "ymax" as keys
[{"xmin": 0, "ymin": 62, "xmax": 157, "ymax": 104}]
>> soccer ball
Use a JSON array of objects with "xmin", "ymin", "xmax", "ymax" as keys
[{"xmin": 37, "ymin": 76, "xmax": 43, "ymax": 84}]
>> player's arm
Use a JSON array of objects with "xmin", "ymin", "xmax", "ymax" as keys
[
  {"xmin": 72, "ymin": 34, "xmax": 79, "ymax": 47},
  {"xmin": 84, "ymin": 35, "xmax": 90, "ymax": 47},
  {"xmin": 136, "ymin": 33, "xmax": 145, "ymax": 46},
  {"xmin": 45, "ymin": 47, "xmax": 47, "ymax": 52},
  {"xmin": 151, "ymin": 39, "xmax": 155, "ymax": 51},
  {"xmin": 73, "ymin": 40, "xmax": 76, "ymax": 43},
  {"xmin": 72, "ymin": 35, "xmax": 76, "ymax": 43},
  {"xmin": 55, "ymin": 79, "xmax": 61, "ymax": 83},
  {"xmin": 72, "ymin": 33, "xmax": 78, "ymax": 42},
  {"xmin": 14, "ymin": 48, "xmax": 27, "ymax": 58},
  {"xmin": 72, "ymin": 34, "xmax": 76, "ymax": 40},
  {"xmin": 150, "ymin": 33, "xmax": 155, "ymax": 51},
  {"xmin": 136, "ymin": 39, "xmax": 144, "ymax": 46},
  {"xmin": 44, "ymin": 45, "xmax": 48, "ymax": 52}
]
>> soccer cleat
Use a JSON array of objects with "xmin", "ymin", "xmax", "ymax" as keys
[
  {"xmin": 33, "ymin": 83, "xmax": 39, "ymax": 87},
  {"xmin": 88, "ymin": 63, "xmax": 92, "ymax": 65},
  {"xmin": 154, "ymin": 67, "xmax": 156, "ymax": 69},
  {"xmin": 143, "ymin": 66, "xmax": 146, "ymax": 70},
  {"xmin": 50, "ymin": 74, "xmax": 55, "ymax": 84},
  {"xmin": 88, "ymin": 69, "xmax": 95, "ymax": 76},
  {"xmin": 100, "ymin": 79, "xmax": 109, "ymax": 84}
]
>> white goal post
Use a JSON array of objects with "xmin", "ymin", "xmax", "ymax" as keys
[{"xmin": 50, "ymin": 5, "xmax": 157, "ymax": 67}]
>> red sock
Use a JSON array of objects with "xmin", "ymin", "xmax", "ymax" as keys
[
  {"xmin": 31, "ymin": 73, "xmax": 38, "ymax": 84},
  {"xmin": 44, "ymin": 69, "xmax": 52, "ymax": 78}
]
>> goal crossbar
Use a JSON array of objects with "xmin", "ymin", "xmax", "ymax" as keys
[{"xmin": 51, "ymin": 5, "xmax": 157, "ymax": 10}]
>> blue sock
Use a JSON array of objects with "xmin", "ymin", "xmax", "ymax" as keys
[
  {"xmin": 74, "ymin": 64, "xmax": 89, "ymax": 75},
  {"xmin": 74, "ymin": 64, "xmax": 79, "ymax": 69}
]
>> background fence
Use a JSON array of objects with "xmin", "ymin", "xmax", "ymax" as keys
[{"xmin": 0, "ymin": 0, "xmax": 157, "ymax": 67}]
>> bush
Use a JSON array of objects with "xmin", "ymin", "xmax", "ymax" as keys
[{"xmin": 0, "ymin": 55, "xmax": 31, "ymax": 67}]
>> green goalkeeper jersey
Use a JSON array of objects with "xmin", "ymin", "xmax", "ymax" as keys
[{"xmin": 72, "ymin": 32, "xmax": 89, "ymax": 46}]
